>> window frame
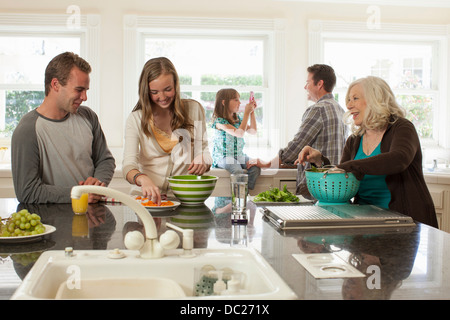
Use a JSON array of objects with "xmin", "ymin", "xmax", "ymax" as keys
[
  {"xmin": 123, "ymin": 15, "xmax": 287, "ymax": 150},
  {"xmin": 308, "ymin": 19, "xmax": 449, "ymax": 149},
  {"xmin": 0, "ymin": 13, "xmax": 101, "ymax": 146}
]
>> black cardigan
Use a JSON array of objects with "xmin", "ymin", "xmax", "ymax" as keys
[{"xmin": 336, "ymin": 117, "xmax": 438, "ymax": 228}]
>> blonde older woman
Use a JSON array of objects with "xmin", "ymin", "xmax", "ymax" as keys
[{"xmin": 297, "ymin": 76, "xmax": 437, "ymax": 227}]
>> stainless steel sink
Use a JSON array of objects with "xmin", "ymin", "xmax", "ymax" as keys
[{"xmin": 11, "ymin": 248, "xmax": 298, "ymax": 300}]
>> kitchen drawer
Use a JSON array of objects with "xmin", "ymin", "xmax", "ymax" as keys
[{"xmin": 429, "ymin": 189, "xmax": 444, "ymax": 210}]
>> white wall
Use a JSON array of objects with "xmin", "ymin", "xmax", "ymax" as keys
[{"xmin": 1, "ymin": 0, "xmax": 450, "ymax": 164}]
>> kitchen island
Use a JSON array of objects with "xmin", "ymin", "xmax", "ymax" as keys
[{"xmin": 1, "ymin": 196, "xmax": 450, "ymax": 300}]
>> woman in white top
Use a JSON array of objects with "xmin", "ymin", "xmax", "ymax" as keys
[{"xmin": 123, "ymin": 57, "xmax": 211, "ymax": 205}]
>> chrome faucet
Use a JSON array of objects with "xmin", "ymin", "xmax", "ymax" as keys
[
  {"xmin": 71, "ymin": 185, "xmax": 181, "ymax": 259},
  {"xmin": 432, "ymin": 159, "xmax": 438, "ymax": 171},
  {"xmin": 432, "ymin": 158, "xmax": 450, "ymax": 170}
]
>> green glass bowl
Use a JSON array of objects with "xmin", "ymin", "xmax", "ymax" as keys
[{"xmin": 168, "ymin": 175, "xmax": 219, "ymax": 205}]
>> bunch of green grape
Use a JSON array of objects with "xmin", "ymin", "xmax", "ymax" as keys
[{"xmin": 0, "ymin": 209, "xmax": 45, "ymax": 237}]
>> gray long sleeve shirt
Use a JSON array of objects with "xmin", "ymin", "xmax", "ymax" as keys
[{"xmin": 11, "ymin": 106, "xmax": 115, "ymax": 203}]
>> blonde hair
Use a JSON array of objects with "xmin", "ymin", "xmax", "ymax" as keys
[
  {"xmin": 344, "ymin": 76, "xmax": 406, "ymax": 136},
  {"xmin": 133, "ymin": 57, "xmax": 193, "ymax": 138},
  {"xmin": 212, "ymin": 88, "xmax": 239, "ymax": 124}
]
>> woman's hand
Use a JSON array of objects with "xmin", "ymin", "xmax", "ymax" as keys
[
  {"xmin": 188, "ymin": 154, "xmax": 211, "ymax": 175},
  {"xmin": 244, "ymin": 100, "xmax": 257, "ymax": 115},
  {"xmin": 295, "ymin": 146, "xmax": 323, "ymax": 167},
  {"xmin": 136, "ymin": 175, "xmax": 162, "ymax": 205}
]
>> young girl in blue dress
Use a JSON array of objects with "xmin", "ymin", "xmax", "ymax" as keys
[{"xmin": 211, "ymin": 88, "xmax": 261, "ymax": 190}]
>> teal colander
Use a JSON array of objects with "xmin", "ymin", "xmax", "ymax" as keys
[{"xmin": 305, "ymin": 167, "xmax": 360, "ymax": 205}]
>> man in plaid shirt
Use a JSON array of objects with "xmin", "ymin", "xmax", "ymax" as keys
[{"xmin": 251, "ymin": 64, "xmax": 348, "ymax": 199}]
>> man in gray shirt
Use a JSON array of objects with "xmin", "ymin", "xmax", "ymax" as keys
[
  {"xmin": 251, "ymin": 64, "xmax": 348, "ymax": 199},
  {"xmin": 11, "ymin": 52, "xmax": 115, "ymax": 203}
]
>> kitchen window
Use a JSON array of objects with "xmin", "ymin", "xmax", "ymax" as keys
[
  {"xmin": 144, "ymin": 37, "xmax": 265, "ymax": 149},
  {"xmin": 323, "ymin": 40, "xmax": 435, "ymax": 140},
  {"xmin": 309, "ymin": 20, "xmax": 450, "ymax": 159},
  {"xmin": 124, "ymin": 15, "xmax": 287, "ymax": 158},
  {"xmin": 0, "ymin": 13, "xmax": 100, "ymax": 153},
  {"xmin": 0, "ymin": 36, "xmax": 80, "ymax": 138}
]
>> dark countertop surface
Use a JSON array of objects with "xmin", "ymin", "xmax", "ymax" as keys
[{"xmin": 1, "ymin": 196, "xmax": 450, "ymax": 300}]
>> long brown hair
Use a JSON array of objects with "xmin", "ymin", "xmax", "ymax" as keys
[
  {"xmin": 212, "ymin": 88, "xmax": 239, "ymax": 125},
  {"xmin": 133, "ymin": 57, "xmax": 193, "ymax": 138}
]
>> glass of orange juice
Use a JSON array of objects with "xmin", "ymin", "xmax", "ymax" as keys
[
  {"xmin": 72, "ymin": 193, "xmax": 88, "ymax": 214},
  {"xmin": 72, "ymin": 213, "xmax": 89, "ymax": 237}
]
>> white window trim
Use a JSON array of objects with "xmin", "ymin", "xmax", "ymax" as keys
[
  {"xmin": 0, "ymin": 13, "xmax": 101, "ymax": 116},
  {"xmin": 308, "ymin": 19, "xmax": 450, "ymax": 149},
  {"xmin": 275, "ymin": 0, "xmax": 450, "ymax": 8},
  {"xmin": 123, "ymin": 15, "xmax": 287, "ymax": 149}
]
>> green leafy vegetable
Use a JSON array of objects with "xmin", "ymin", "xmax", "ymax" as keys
[{"xmin": 253, "ymin": 185, "xmax": 299, "ymax": 203}]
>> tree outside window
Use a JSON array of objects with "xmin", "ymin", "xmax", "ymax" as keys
[
  {"xmin": 324, "ymin": 41, "xmax": 435, "ymax": 141},
  {"xmin": 145, "ymin": 37, "xmax": 266, "ymax": 152},
  {"xmin": 0, "ymin": 36, "xmax": 80, "ymax": 140},
  {"xmin": 1, "ymin": 91, "xmax": 44, "ymax": 137}
]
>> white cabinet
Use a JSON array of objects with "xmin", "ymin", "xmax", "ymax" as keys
[
  {"xmin": 425, "ymin": 174, "xmax": 450, "ymax": 233},
  {"xmin": 210, "ymin": 168, "xmax": 298, "ymax": 197},
  {"xmin": 0, "ymin": 167, "xmax": 298, "ymax": 199}
]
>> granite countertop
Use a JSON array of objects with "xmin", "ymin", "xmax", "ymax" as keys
[{"xmin": 1, "ymin": 197, "xmax": 450, "ymax": 300}]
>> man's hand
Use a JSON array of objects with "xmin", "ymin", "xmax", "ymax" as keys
[{"xmin": 79, "ymin": 177, "xmax": 106, "ymax": 203}]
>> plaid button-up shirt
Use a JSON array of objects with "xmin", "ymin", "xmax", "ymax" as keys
[{"xmin": 278, "ymin": 93, "xmax": 348, "ymax": 198}]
